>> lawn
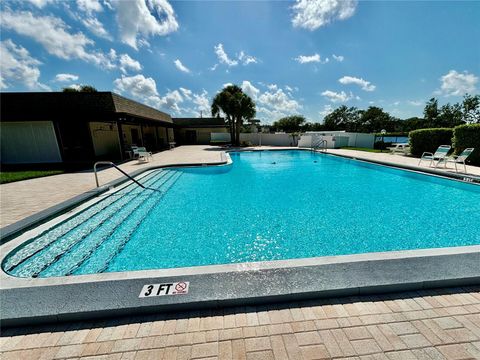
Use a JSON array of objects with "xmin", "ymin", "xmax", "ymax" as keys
[
  {"xmin": 0, "ymin": 170, "xmax": 64, "ymax": 184},
  {"xmin": 340, "ymin": 147, "xmax": 388, "ymax": 153}
]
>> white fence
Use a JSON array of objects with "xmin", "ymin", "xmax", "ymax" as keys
[
  {"xmin": 298, "ymin": 135, "xmax": 349, "ymax": 149},
  {"xmin": 240, "ymin": 133, "xmax": 298, "ymax": 146}
]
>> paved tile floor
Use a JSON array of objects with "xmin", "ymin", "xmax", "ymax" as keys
[{"xmin": 1, "ymin": 286, "xmax": 479, "ymax": 359}]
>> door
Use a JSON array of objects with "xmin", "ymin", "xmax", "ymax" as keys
[{"xmin": 185, "ymin": 130, "xmax": 197, "ymax": 144}]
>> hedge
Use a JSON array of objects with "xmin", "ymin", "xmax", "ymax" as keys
[
  {"xmin": 452, "ymin": 124, "xmax": 480, "ymax": 166},
  {"xmin": 408, "ymin": 128, "xmax": 453, "ymax": 157}
]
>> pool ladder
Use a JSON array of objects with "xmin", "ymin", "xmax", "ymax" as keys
[
  {"xmin": 93, "ymin": 161, "xmax": 160, "ymax": 192},
  {"xmin": 312, "ymin": 139, "xmax": 327, "ymax": 152}
]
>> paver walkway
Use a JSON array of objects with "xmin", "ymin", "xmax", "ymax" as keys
[{"xmin": 1, "ymin": 286, "xmax": 479, "ymax": 359}]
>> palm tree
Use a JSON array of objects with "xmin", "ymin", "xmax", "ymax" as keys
[{"xmin": 211, "ymin": 85, "xmax": 256, "ymax": 146}]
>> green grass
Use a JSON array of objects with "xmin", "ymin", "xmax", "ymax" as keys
[
  {"xmin": 0, "ymin": 170, "xmax": 64, "ymax": 184},
  {"xmin": 340, "ymin": 147, "xmax": 388, "ymax": 153}
]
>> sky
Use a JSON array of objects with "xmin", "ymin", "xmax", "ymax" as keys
[{"xmin": 1, "ymin": 0, "xmax": 479, "ymax": 124}]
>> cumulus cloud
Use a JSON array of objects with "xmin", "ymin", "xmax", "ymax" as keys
[
  {"xmin": 214, "ymin": 43, "xmax": 238, "ymax": 67},
  {"xmin": 321, "ymin": 90, "xmax": 356, "ymax": 102},
  {"xmin": 338, "ymin": 76, "xmax": 376, "ymax": 91},
  {"xmin": 292, "ymin": 0, "xmax": 357, "ymax": 30},
  {"xmin": 213, "ymin": 44, "xmax": 258, "ymax": 69},
  {"xmin": 114, "ymin": 74, "xmax": 159, "ymax": 102},
  {"xmin": 119, "ymin": 54, "xmax": 142, "ymax": 74},
  {"xmin": 113, "ymin": 0, "xmax": 179, "ymax": 49},
  {"xmin": 76, "ymin": 0, "xmax": 103, "ymax": 14},
  {"xmin": 192, "ymin": 90, "xmax": 210, "ymax": 114},
  {"xmin": 1, "ymin": 10, "xmax": 115, "ymax": 69},
  {"xmin": 80, "ymin": 16, "xmax": 112, "ymax": 40},
  {"xmin": 238, "ymin": 51, "xmax": 258, "ymax": 65},
  {"xmin": 319, "ymin": 104, "xmax": 333, "ymax": 118},
  {"xmin": 332, "ymin": 54, "xmax": 344, "ymax": 62},
  {"xmin": 174, "ymin": 59, "xmax": 190, "ymax": 73},
  {"xmin": 0, "ymin": 39, "xmax": 50, "ymax": 91},
  {"xmin": 437, "ymin": 70, "xmax": 478, "ymax": 96},
  {"xmin": 241, "ymin": 80, "xmax": 260, "ymax": 100},
  {"xmin": 408, "ymin": 100, "xmax": 423, "ymax": 106},
  {"xmin": 295, "ymin": 53, "xmax": 321, "ymax": 64},
  {"xmin": 55, "ymin": 73, "xmax": 79, "ymax": 82},
  {"xmin": 180, "ymin": 87, "xmax": 192, "ymax": 100},
  {"xmin": 24, "ymin": 0, "xmax": 53, "ymax": 8}
]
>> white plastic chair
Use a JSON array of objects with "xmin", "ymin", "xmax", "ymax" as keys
[
  {"xmin": 418, "ymin": 145, "xmax": 451, "ymax": 168},
  {"xmin": 444, "ymin": 148, "xmax": 475, "ymax": 173}
]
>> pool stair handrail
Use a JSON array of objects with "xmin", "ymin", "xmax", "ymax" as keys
[
  {"xmin": 418, "ymin": 145, "xmax": 451, "ymax": 168},
  {"xmin": 312, "ymin": 138, "xmax": 328, "ymax": 152},
  {"xmin": 93, "ymin": 161, "xmax": 160, "ymax": 191}
]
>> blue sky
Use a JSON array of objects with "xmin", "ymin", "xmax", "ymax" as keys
[{"xmin": 1, "ymin": 0, "xmax": 479, "ymax": 124}]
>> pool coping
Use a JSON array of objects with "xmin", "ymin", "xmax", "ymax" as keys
[{"xmin": 1, "ymin": 149, "xmax": 479, "ymax": 327}]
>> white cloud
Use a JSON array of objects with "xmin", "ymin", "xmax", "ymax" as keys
[
  {"xmin": 267, "ymin": 84, "xmax": 278, "ymax": 91},
  {"xmin": 259, "ymin": 88, "xmax": 301, "ymax": 113},
  {"xmin": 214, "ymin": 43, "xmax": 238, "ymax": 67},
  {"xmin": 332, "ymin": 54, "xmax": 344, "ymax": 62},
  {"xmin": 160, "ymin": 90, "xmax": 184, "ymax": 112},
  {"xmin": 1, "ymin": 10, "xmax": 115, "ymax": 69},
  {"xmin": 192, "ymin": 90, "xmax": 210, "ymax": 114},
  {"xmin": 338, "ymin": 76, "xmax": 376, "ymax": 91},
  {"xmin": 292, "ymin": 0, "xmax": 357, "ymax": 30},
  {"xmin": 114, "ymin": 74, "xmax": 159, "ymax": 100},
  {"xmin": 76, "ymin": 0, "xmax": 103, "ymax": 14},
  {"xmin": 295, "ymin": 53, "xmax": 321, "ymax": 64},
  {"xmin": 180, "ymin": 87, "xmax": 192, "ymax": 100},
  {"xmin": 174, "ymin": 59, "xmax": 190, "ymax": 73},
  {"xmin": 319, "ymin": 104, "xmax": 333, "ymax": 118},
  {"xmin": 438, "ymin": 70, "xmax": 478, "ymax": 96},
  {"xmin": 119, "ymin": 54, "xmax": 142, "ymax": 74},
  {"xmin": 321, "ymin": 90, "xmax": 356, "ymax": 102},
  {"xmin": 81, "ymin": 17, "xmax": 112, "ymax": 40},
  {"xmin": 241, "ymin": 80, "xmax": 260, "ymax": 100},
  {"xmin": 238, "ymin": 51, "xmax": 258, "ymax": 65},
  {"xmin": 213, "ymin": 44, "xmax": 258, "ymax": 69},
  {"xmin": 24, "ymin": 0, "xmax": 53, "ymax": 8},
  {"xmin": 0, "ymin": 39, "xmax": 50, "ymax": 91},
  {"xmin": 55, "ymin": 73, "xmax": 79, "ymax": 82},
  {"xmin": 113, "ymin": 0, "xmax": 179, "ymax": 50}
]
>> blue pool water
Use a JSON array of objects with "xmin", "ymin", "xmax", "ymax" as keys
[{"xmin": 3, "ymin": 150, "xmax": 480, "ymax": 278}]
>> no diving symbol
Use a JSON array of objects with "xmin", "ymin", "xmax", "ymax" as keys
[{"xmin": 175, "ymin": 282, "xmax": 187, "ymax": 292}]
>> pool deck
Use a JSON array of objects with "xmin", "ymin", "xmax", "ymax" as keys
[
  {"xmin": 1, "ymin": 286, "xmax": 479, "ymax": 359},
  {"xmin": 1, "ymin": 146, "xmax": 479, "ymax": 359}
]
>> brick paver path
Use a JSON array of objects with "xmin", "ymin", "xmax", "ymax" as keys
[{"xmin": 1, "ymin": 286, "xmax": 479, "ymax": 359}]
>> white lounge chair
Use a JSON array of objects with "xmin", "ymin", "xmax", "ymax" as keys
[
  {"xmin": 131, "ymin": 146, "xmax": 153, "ymax": 162},
  {"xmin": 418, "ymin": 145, "xmax": 451, "ymax": 168},
  {"xmin": 444, "ymin": 148, "xmax": 475, "ymax": 173},
  {"xmin": 388, "ymin": 143, "xmax": 410, "ymax": 155}
]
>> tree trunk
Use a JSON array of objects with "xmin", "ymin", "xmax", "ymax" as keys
[{"xmin": 235, "ymin": 117, "xmax": 242, "ymax": 146}]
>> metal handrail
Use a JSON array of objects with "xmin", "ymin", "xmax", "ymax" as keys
[
  {"xmin": 312, "ymin": 139, "xmax": 327, "ymax": 152},
  {"xmin": 93, "ymin": 161, "xmax": 159, "ymax": 191}
]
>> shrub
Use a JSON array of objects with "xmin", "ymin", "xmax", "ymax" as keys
[
  {"xmin": 408, "ymin": 128, "xmax": 453, "ymax": 156},
  {"xmin": 452, "ymin": 124, "xmax": 480, "ymax": 166}
]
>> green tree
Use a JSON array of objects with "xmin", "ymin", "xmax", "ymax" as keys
[
  {"xmin": 211, "ymin": 85, "xmax": 256, "ymax": 146},
  {"xmin": 462, "ymin": 94, "xmax": 480, "ymax": 124},
  {"xmin": 272, "ymin": 115, "xmax": 306, "ymax": 132},
  {"xmin": 438, "ymin": 103, "xmax": 463, "ymax": 127},
  {"xmin": 323, "ymin": 106, "xmax": 360, "ymax": 131},
  {"xmin": 62, "ymin": 85, "xmax": 98, "ymax": 92},
  {"xmin": 423, "ymin": 98, "xmax": 439, "ymax": 126},
  {"xmin": 357, "ymin": 106, "xmax": 394, "ymax": 132}
]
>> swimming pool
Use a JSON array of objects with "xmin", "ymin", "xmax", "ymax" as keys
[{"xmin": 3, "ymin": 150, "xmax": 480, "ymax": 278}]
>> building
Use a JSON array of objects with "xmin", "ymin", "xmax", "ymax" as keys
[
  {"xmin": 172, "ymin": 117, "xmax": 228, "ymax": 145},
  {"xmin": 0, "ymin": 92, "xmax": 175, "ymax": 165}
]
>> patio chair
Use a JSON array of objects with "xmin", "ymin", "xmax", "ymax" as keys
[
  {"xmin": 418, "ymin": 145, "xmax": 451, "ymax": 168},
  {"xmin": 444, "ymin": 148, "xmax": 475, "ymax": 173},
  {"xmin": 132, "ymin": 146, "xmax": 153, "ymax": 162},
  {"xmin": 388, "ymin": 143, "xmax": 410, "ymax": 155}
]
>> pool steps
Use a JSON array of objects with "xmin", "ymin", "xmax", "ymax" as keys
[
  {"xmin": 40, "ymin": 171, "xmax": 180, "ymax": 277},
  {"xmin": 5, "ymin": 170, "xmax": 179, "ymax": 278},
  {"xmin": 3, "ymin": 170, "xmax": 160, "ymax": 272}
]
